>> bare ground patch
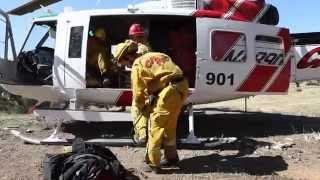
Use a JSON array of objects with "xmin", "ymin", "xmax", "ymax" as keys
[{"xmin": 0, "ymin": 83, "xmax": 320, "ymax": 180}]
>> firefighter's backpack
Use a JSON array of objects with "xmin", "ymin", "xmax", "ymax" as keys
[{"xmin": 43, "ymin": 138, "xmax": 127, "ymax": 180}]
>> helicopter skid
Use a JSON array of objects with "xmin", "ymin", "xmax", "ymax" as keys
[
  {"xmin": 10, "ymin": 129, "xmax": 70, "ymax": 145},
  {"xmin": 10, "ymin": 128, "xmax": 237, "ymax": 148},
  {"xmin": 19, "ymin": 108, "xmax": 238, "ymax": 147}
]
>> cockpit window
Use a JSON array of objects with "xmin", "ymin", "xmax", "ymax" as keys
[{"xmin": 21, "ymin": 22, "xmax": 56, "ymax": 53}]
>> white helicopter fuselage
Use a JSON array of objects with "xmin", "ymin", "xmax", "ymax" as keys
[{"xmin": 0, "ymin": 6, "xmax": 320, "ymax": 107}]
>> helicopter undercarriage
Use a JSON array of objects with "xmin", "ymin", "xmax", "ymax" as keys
[{"xmin": 10, "ymin": 104, "xmax": 238, "ymax": 148}]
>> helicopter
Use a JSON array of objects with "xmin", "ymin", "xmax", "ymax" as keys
[{"xmin": 0, "ymin": 0, "xmax": 320, "ymax": 145}]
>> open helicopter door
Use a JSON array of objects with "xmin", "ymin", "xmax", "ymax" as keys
[
  {"xmin": 53, "ymin": 13, "xmax": 89, "ymax": 89},
  {"xmin": 196, "ymin": 18, "xmax": 292, "ymax": 103}
]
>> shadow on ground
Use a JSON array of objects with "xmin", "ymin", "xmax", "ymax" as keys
[
  {"xmin": 167, "ymin": 138, "xmax": 286, "ymax": 175},
  {"xmin": 179, "ymin": 108, "xmax": 320, "ymax": 138},
  {"xmin": 63, "ymin": 107, "xmax": 320, "ymax": 139},
  {"xmin": 173, "ymin": 154, "xmax": 288, "ymax": 175},
  {"xmin": 61, "ymin": 108, "xmax": 306, "ymax": 176}
]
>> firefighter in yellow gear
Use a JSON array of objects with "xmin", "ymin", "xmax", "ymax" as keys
[
  {"xmin": 114, "ymin": 40, "xmax": 189, "ymax": 173},
  {"xmin": 137, "ymin": 43, "xmax": 151, "ymax": 55},
  {"xmin": 129, "ymin": 23, "xmax": 152, "ymax": 55},
  {"xmin": 128, "ymin": 23, "xmax": 153, "ymax": 143},
  {"xmin": 130, "ymin": 44, "xmax": 153, "ymax": 144},
  {"xmin": 87, "ymin": 28, "xmax": 114, "ymax": 87}
]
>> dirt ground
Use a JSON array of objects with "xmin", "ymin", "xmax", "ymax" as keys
[{"xmin": 1, "ymin": 82, "xmax": 320, "ymax": 180}]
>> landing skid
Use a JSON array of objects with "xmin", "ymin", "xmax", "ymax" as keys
[
  {"xmin": 10, "ymin": 118, "xmax": 69, "ymax": 145},
  {"xmin": 10, "ymin": 129, "xmax": 69, "ymax": 145},
  {"xmin": 10, "ymin": 130, "xmax": 41, "ymax": 145},
  {"xmin": 11, "ymin": 105, "xmax": 238, "ymax": 147},
  {"xmin": 10, "ymin": 129, "xmax": 237, "ymax": 148}
]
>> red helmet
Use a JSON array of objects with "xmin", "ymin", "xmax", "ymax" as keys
[{"xmin": 129, "ymin": 23, "xmax": 145, "ymax": 36}]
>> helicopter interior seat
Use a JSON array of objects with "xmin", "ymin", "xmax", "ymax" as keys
[
  {"xmin": 17, "ymin": 46, "xmax": 54, "ymax": 85},
  {"xmin": 193, "ymin": 0, "xmax": 278, "ymax": 25}
]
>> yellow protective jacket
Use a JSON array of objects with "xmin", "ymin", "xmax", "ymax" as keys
[
  {"xmin": 131, "ymin": 52, "xmax": 184, "ymax": 115},
  {"xmin": 87, "ymin": 38, "xmax": 113, "ymax": 76},
  {"xmin": 137, "ymin": 42, "xmax": 152, "ymax": 55}
]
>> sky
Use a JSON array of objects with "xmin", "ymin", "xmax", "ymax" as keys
[{"xmin": 1, "ymin": 0, "xmax": 320, "ymax": 57}]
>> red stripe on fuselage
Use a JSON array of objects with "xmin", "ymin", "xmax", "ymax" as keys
[
  {"xmin": 261, "ymin": 28, "xmax": 291, "ymax": 92},
  {"xmin": 278, "ymin": 28, "xmax": 291, "ymax": 54},
  {"xmin": 116, "ymin": 91, "xmax": 132, "ymax": 106},
  {"xmin": 266, "ymin": 58, "xmax": 291, "ymax": 92},
  {"xmin": 237, "ymin": 65, "xmax": 278, "ymax": 92}
]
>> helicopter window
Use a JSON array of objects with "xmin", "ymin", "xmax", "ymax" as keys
[
  {"xmin": 21, "ymin": 23, "xmax": 56, "ymax": 53},
  {"xmin": 211, "ymin": 31, "xmax": 246, "ymax": 63},
  {"xmin": 291, "ymin": 32, "xmax": 320, "ymax": 45},
  {"xmin": 68, "ymin": 26, "xmax": 84, "ymax": 58},
  {"xmin": 255, "ymin": 35, "xmax": 284, "ymax": 66}
]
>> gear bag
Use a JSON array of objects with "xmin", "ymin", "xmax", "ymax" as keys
[{"xmin": 43, "ymin": 138, "xmax": 127, "ymax": 180}]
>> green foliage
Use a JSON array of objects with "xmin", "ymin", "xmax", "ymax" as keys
[{"xmin": 0, "ymin": 86, "xmax": 36, "ymax": 114}]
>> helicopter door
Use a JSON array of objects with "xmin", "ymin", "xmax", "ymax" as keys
[
  {"xmin": 53, "ymin": 14, "xmax": 89, "ymax": 89},
  {"xmin": 196, "ymin": 18, "xmax": 291, "ymax": 101}
]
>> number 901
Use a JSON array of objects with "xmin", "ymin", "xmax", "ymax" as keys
[{"xmin": 206, "ymin": 73, "xmax": 234, "ymax": 86}]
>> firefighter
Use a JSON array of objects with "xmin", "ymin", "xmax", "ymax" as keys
[
  {"xmin": 128, "ymin": 23, "xmax": 152, "ymax": 55},
  {"xmin": 128, "ymin": 23, "xmax": 153, "ymax": 144},
  {"xmin": 87, "ymin": 28, "xmax": 114, "ymax": 87},
  {"xmin": 114, "ymin": 40, "xmax": 189, "ymax": 173}
]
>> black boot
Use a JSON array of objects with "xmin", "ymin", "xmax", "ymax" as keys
[
  {"xmin": 160, "ymin": 158, "xmax": 179, "ymax": 167},
  {"xmin": 141, "ymin": 164, "xmax": 161, "ymax": 174}
]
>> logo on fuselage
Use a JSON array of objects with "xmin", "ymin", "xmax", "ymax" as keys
[{"xmin": 297, "ymin": 47, "xmax": 320, "ymax": 69}]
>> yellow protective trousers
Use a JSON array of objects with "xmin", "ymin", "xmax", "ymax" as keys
[
  {"xmin": 146, "ymin": 79, "xmax": 189, "ymax": 167},
  {"xmin": 131, "ymin": 103, "xmax": 149, "ymax": 140}
]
